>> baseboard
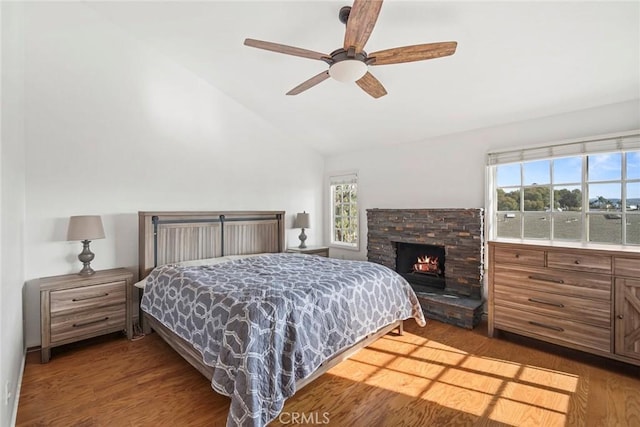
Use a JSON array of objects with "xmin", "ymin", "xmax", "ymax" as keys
[{"xmin": 10, "ymin": 349, "xmax": 26, "ymax": 427}]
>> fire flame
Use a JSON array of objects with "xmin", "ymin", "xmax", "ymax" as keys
[
  {"xmin": 416, "ymin": 256, "xmax": 438, "ymax": 265},
  {"xmin": 414, "ymin": 256, "xmax": 439, "ymax": 273}
]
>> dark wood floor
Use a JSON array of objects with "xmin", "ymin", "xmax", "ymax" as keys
[{"xmin": 17, "ymin": 319, "xmax": 640, "ymax": 426}]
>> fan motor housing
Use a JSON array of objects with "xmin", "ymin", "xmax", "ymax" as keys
[
  {"xmin": 330, "ymin": 48, "xmax": 367, "ymax": 63},
  {"xmin": 338, "ymin": 6, "xmax": 351, "ymax": 24}
]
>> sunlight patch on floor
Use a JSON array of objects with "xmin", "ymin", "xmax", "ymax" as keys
[
  {"xmin": 380, "ymin": 333, "xmax": 430, "ymax": 347},
  {"xmin": 331, "ymin": 331, "xmax": 581, "ymax": 424},
  {"xmin": 489, "ymin": 396, "xmax": 570, "ymax": 426},
  {"xmin": 500, "ymin": 381, "xmax": 571, "ymax": 413},
  {"xmin": 419, "ymin": 379, "xmax": 500, "ymax": 416},
  {"xmin": 459, "ymin": 355, "xmax": 522, "ymax": 378},
  {"xmin": 334, "ymin": 358, "xmax": 446, "ymax": 398},
  {"xmin": 518, "ymin": 365, "xmax": 579, "ymax": 392},
  {"xmin": 437, "ymin": 366, "xmax": 505, "ymax": 395},
  {"xmin": 372, "ymin": 336, "xmax": 469, "ymax": 365},
  {"xmin": 379, "ymin": 334, "xmax": 470, "ymax": 355}
]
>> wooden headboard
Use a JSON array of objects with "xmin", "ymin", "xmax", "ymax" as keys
[{"xmin": 138, "ymin": 211, "xmax": 285, "ymax": 279}]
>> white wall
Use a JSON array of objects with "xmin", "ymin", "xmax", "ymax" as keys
[
  {"xmin": 21, "ymin": 3, "xmax": 324, "ymax": 347},
  {"xmin": 1, "ymin": 2, "xmax": 26, "ymax": 425},
  {"xmin": 325, "ymin": 100, "xmax": 640, "ymax": 262}
]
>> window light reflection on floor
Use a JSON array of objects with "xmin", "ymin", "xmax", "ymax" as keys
[{"xmin": 326, "ymin": 330, "xmax": 581, "ymax": 425}]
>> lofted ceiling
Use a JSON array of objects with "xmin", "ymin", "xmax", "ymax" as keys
[{"xmin": 87, "ymin": 1, "xmax": 640, "ymax": 156}]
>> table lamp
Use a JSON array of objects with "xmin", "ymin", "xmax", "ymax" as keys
[
  {"xmin": 294, "ymin": 211, "xmax": 310, "ymax": 249},
  {"xmin": 67, "ymin": 215, "xmax": 105, "ymax": 276}
]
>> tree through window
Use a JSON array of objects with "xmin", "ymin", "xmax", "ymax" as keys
[{"xmin": 329, "ymin": 173, "xmax": 359, "ymax": 249}]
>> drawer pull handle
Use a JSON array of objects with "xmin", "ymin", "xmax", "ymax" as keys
[
  {"xmin": 574, "ymin": 260, "xmax": 581, "ymax": 265},
  {"xmin": 72, "ymin": 293, "xmax": 109, "ymax": 302},
  {"xmin": 528, "ymin": 275, "xmax": 564, "ymax": 284},
  {"xmin": 515, "ymin": 254, "xmax": 520, "ymax": 258},
  {"xmin": 528, "ymin": 298, "xmax": 564, "ymax": 308},
  {"xmin": 529, "ymin": 321, "xmax": 564, "ymax": 332},
  {"xmin": 73, "ymin": 317, "xmax": 109, "ymax": 328}
]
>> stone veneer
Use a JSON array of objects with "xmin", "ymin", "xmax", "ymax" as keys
[{"xmin": 367, "ymin": 208, "xmax": 485, "ymax": 328}]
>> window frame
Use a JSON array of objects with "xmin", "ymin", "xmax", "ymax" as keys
[
  {"xmin": 486, "ymin": 131, "xmax": 640, "ymax": 246},
  {"xmin": 328, "ymin": 172, "xmax": 360, "ymax": 251}
]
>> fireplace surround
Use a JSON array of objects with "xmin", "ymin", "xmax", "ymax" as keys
[{"xmin": 367, "ymin": 208, "xmax": 484, "ymax": 328}]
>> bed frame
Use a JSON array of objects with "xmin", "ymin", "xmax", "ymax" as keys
[{"xmin": 138, "ymin": 210, "xmax": 403, "ymax": 391}]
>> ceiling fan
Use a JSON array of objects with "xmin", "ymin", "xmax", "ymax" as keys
[{"xmin": 244, "ymin": 0, "xmax": 457, "ymax": 99}]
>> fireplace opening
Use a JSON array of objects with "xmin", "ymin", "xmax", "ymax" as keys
[{"xmin": 395, "ymin": 242, "xmax": 446, "ymax": 290}]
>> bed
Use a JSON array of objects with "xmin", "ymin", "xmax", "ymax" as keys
[{"xmin": 137, "ymin": 211, "xmax": 426, "ymax": 427}]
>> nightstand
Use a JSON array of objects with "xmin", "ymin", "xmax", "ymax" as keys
[
  {"xmin": 38, "ymin": 268, "xmax": 133, "ymax": 363},
  {"xmin": 286, "ymin": 246, "xmax": 329, "ymax": 257}
]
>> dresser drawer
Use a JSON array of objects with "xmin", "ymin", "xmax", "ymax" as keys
[
  {"xmin": 494, "ymin": 305, "xmax": 610, "ymax": 353},
  {"xmin": 547, "ymin": 251, "xmax": 611, "ymax": 274},
  {"xmin": 614, "ymin": 257, "xmax": 640, "ymax": 278},
  {"xmin": 50, "ymin": 305, "xmax": 126, "ymax": 344},
  {"xmin": 494, "ymin": 283, "xmax": 610, "ymax": 328},
  {"xmin": 493, "ymin": 246, "xmax": 545, "ymax": 267},
  {"xmin": 493, "ymin": 264, "xmax": 611, "ymax": 301},
  {"xmin": 50, "ymin": 281, "xmax": 126, "ymax": 316}
]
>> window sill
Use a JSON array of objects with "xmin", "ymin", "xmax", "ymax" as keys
[
  {"xmin": 329, "ymin": 243, "xmax": 360, "ymax": 251},
  {"xmin": 489, "ymin": 237, "xmax": 639, "ymax": 253}
]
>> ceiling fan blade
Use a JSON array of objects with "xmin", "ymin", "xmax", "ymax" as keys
[
  {"xmin": 244, "ymin": 38, "xmax": 329, "ymax": 61},
  {"xmin": 343, "ymin": 0, "xmax": 383, "ymax": 53},
  {"xmin": 286, "ymin": 70, "xmax": 330, "ymax": 95},
  {"xmin": 369, "ymin": 42, "xmax": 457, "ymax": 65},
  {"xmin": 356, "ymin": 72, "xmax": 387, "ymax": 99}
]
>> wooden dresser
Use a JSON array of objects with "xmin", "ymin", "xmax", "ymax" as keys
[
  {"xmin": 39, "ymin": 268, "xmax": 134, "ymax": 363},
  {"xmin": 488, "ymin": 241, "xmax": 640, "ymax": 366}
]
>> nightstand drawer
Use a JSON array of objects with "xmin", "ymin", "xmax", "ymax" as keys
[
  {"xmin": 50, "ymin": 305, "xmax": 126, "ymax": 344},
  {"xmin": 50, "ymin": 281, "xmax": 126, "ymax": 316},
  {"xmin": 286, "ymin": 246, "xmax": 329, "ymax": 257},
  {"xmin": 297, "ymin": 248, "xmax": 329, "ymax": 257}
]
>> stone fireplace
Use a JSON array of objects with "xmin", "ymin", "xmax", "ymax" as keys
[{"xmin": 367, "ymin": 208, "xmax": 484, "ymax": 328}]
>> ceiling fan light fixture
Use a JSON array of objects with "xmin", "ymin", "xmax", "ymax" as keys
[
  {"xmin": 329, "ymin": 60, "xmax": 367, "ymax": 82},
  {"xmin": 244, "ymin": 1, "xmax": 457, "ymax": 98}
]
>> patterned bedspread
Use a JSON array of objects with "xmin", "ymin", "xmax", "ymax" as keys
[{"xmin": 141, "ymin": 253, "xmax": 426, "ymax": 426}]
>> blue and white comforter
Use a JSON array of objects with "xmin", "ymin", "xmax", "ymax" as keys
[{"xmin": 141, "ymin": 253, "xmax": 426, "ymax": 426}]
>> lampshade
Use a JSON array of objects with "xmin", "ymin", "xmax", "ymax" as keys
[
  {"xmin": 67, "ymin": 215, "xmax": 105, "ymax": 241},
  {"xmin": 329, "ymin": 60, "xmax": 368, "ymax": 82},
  {"xmin": 294, "ymin": 212, "xmax": 310, "ymax": 229}
]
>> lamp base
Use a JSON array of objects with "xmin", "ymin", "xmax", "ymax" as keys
[
  {"xmin": 298, "ymin": 228, "xmax": 307, "ymax": 249},
  {"xmin": 78, "ymin": 240, "xmax": 96, "ymax": 276},
  {"xmin": 78, "ymin": 265, "xmax": 96, "ymax": 277}
]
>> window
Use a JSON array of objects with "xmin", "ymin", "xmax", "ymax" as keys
[
  {"xmin": 329, "ymin": 173, "xmax": 359, "ymax": 249},
  {"xmin": 488, "ymin": 132, "xmax": 640, "ymax": 246}
]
